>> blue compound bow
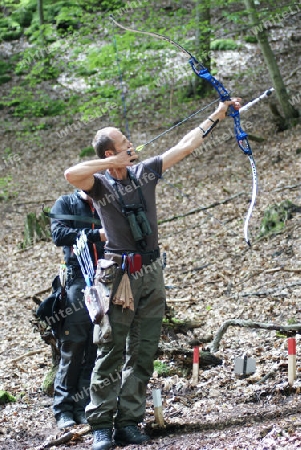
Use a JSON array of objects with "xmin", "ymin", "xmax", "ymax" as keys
[{"xmin": 110, "ymin": 16, "xmax": 258, "ymax": 246}]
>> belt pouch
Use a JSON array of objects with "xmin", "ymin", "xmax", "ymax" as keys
[{"xmin": 127, "ymin": 253, "xmax": 142, "ymax": 274}]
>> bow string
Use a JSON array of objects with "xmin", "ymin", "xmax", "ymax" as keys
[{"xmin": 109, "ymin": 16, "xmax": 259, "ymax": 246}]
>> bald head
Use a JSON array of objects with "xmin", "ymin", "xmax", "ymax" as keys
[{"xmin": 92, "ymin": 127, "xmax": 119, "ymax": 159}]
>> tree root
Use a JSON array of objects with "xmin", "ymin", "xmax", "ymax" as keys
[
  {"xmin": 34, "ymin": 425, "xmax": 91, "ymax": 449},
  {"xmin": 211, "ymin": 319, "xmax": 301, "ymax": 353}
]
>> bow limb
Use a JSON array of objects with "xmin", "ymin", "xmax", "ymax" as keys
[
  {"xmin": 110, "ymin": 16, "xmax": 257, "ymax": 246},
  {"xmin": 110, "ymin": 15, "xmax": 194, "ymax": 58},
  {"xmin": 244, "ymin": 155, "xmax": 257, "ymax": 247}
]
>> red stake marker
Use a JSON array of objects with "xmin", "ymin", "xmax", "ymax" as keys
[
  {"xmin": 288, "ymin": 337, "xmax": 296, "ymax": 386},
  {"xmin": 191, "ymin": 346, "xmax": 200, "ymax": 385}
]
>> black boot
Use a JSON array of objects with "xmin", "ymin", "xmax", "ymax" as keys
[
  {"xmin": 74, "ymin": 410, "xmax": 88, "ymax": 424},
  {"xmin": 56, "ymin": 412, "xmax": 76, "ymax": 429},
  {"xmin": 113, "ymin": 425, "xmax": 150, "ymax": 446},
  {"xmin": 92, "ymin": 429, "xmax": 113, "ymax": 450}
]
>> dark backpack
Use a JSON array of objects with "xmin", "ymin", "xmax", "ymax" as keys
[{"xmin": 36, "ymin": 275, "xmax": 67, "ymax": 337}]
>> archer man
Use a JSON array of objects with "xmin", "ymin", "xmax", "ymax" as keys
[{"xmin": 64, "ymin": 98, "xmax": 241, "ymax": 450}]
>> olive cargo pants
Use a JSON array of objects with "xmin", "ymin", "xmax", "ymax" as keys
[{"xmin": 86, "ymin": 259, "xmax": 166, "ymax": 430}]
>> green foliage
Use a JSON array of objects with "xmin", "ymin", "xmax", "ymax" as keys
[
  {"xmin": 0, "ymin": 58, "xmax": 13, "ymax": 83},
  {"xmin": 42, "ymin": 364, "xmax": 58, "ymax": 396},
  {"xmin": 88, "ymin": 38, "xmax": 133, "ymax": 71},
  {"xmin": 23, "ymin": 120, "xmax": 51, "ymax": 131},
  {"xmin": 52, "ymin": 4, "xmax": 83, "ymax": 33},
  {"xmin": 15, "ymin": 41, "xmax": 68, "ymax": 82},
  {"xmin": 0, "ymin": 390, "xmax": 16, "ymax": 405},
  {"xmin": 18, "ymin": 8, "xmax": 33, "ymax": 27},
  {"xmin": 220, "ymin": 7, "xmax": 246, "ymax": 24},
  {"xmin": 27, "ymin": 59, "xmax": 60, "ymax": 83},
  {"xmin": 96, "ymin": 0, "xmax": 125, "ymax": 11},
  {"xmin": 259, "ymin": 200, "xmax": 297, "ymax": 238},
  {"xmin": 79, "ymin": 146, "xmax": 95, "ymax": 158},
  {"xmin": 154, "ymin": 360, "xmax": 170, "ymax": 376},
  {"xmin": 76, "ymin": 67, "xmax": 98, "ymax": 77},
  {"xmin": 0, "ymin": 75, "xmax": 12, "ymax": 84},
  {"xmin": 84, "ymin": 30, "xmax": 172, "ymax": 106},
  {"xmin": 14, "ymin": 48, "xmax": 59, "ymax": 81},
  {"xmin": 244, "ymin": 35, "xmax": 258, "ymax": 44},
  {"xmin": 0, "ymin": 0, "xmax": 267, "ymax": 137},
  {"xmin": 21, "ymin": 210, "xmax": 51, "ymax": 249},
  {"xmin": 0, "ymin": 15, "xmax": 23, "ymax": 41},
  {"xmin": 0, "ymin": 0, "xmax": 36, "ymax": 41},
  {"xmin": 287, "ymin": 318, "xmax": 297, "ymax": 325},
  {"xmin": 0, "ymin": 176, "xmax": 10, "ymax": 201},
  {"xmin": 210, "ymin": 39, "xmax": 241, "ymax": 51},
  {"xmin": 4, "ymin": 147, "xmax": 12, "ymax": 156},
  {"xmin": 275, "ymin": 331, "xmax": 287, "ymax": 338},
  {"xmin": 1, "ymin": 0, "xmax": 102, "ymax": 42},
  {"xmin": 0, "ymin": 29, "xmax": 23, "ymax": 41},
  {"xmin": 0, "ymin": 176, "xmax": 17, "ymax": 201},
  {"xmin": 21, "ymin": 0, "xmax": 123, "ymax": 41},
  {"xmin": 76, "ymin": 96, "xmax": 119, "ymax": 121},
  {"xmin": 1, "ymin": 1, "xmax": 212, "ymax": 127},
  {"xmin": 4, "ymin": 86, "xmax": 66, "ymax": 117}
]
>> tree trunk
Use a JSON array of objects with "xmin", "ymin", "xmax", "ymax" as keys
[
  {"xmin": 37, "ymin": 0, "xmax": 44, "ymax": 26},
  {"xmin": 22, "ymin": 211, "xmax": 51, "ymax": 248},
  {"xmin": 193, "ymin": 0, "xmax": 211, "ymax": 96},
  {"xmin": 37, "ymin": 0, "xmax": 45, "ymax": 47},
  {"xmin": 244, "ymin": 0, "xmax": 299, "ymax": 125}
]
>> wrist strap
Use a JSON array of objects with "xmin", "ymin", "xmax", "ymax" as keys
[{"xmin": 199, "ymin": 118, "xmax": 219, "ymax": 139}]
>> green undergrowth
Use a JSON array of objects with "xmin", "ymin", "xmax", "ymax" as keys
[
  {"xmin": 0, "ymin": 60, "xmax": 13, "ymax": 85},
  {"xmin": 259, "ymin": 200, "xmax": 300, "ymax": 238},
  {"xmin": 0, "ymin": 390, "xmax": 16, "ymax": 404},
  {"xmin": 79, "ymin": 146, "xmax": 95, "ymax": 158},
  {"xmin": 153, "ymin": 361, "xmax": 171, "ymax": 377},
  {"xmin": 210, "ymin": 39, "xmax": 241, "ymax": 51},
  {"xmin": 0, "ymin": 175, "xmax": 18, "ymax": 201}
]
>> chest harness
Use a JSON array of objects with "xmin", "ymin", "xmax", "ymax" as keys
[{"xmin": 105, "ymin": 169, "xmax": 152, "ymax": 250}]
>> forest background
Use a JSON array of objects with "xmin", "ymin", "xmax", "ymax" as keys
[{"xmin": 0, "ymin": 0, "xmax": 301, "ymax": 449}]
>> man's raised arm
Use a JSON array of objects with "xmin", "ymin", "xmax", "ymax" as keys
[
  {"xmin": 65, "ymin": 159, "xmax": 109, "ymax": 191},
  {"xmin": 64, "ymin": 150, "xmax": 137, "ymax": 191},
  {"xmin": 161, "ymin": 99, "xmax": 241, "ymax": 172}
]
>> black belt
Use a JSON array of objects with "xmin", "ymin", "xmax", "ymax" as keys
[
  {"xmin": 140, "ymin": 249, "xmax": 160, "ymax": 265},
  {"xmin": 105, "ymin": 249, "xmax": 160, "ymax": 266}
]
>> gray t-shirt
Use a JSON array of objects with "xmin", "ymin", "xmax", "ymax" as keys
[{"xmin": 87, "ymin": 156, "xmax": 163, "ymax": 252}]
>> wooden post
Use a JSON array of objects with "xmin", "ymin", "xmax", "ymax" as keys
[
  {"xmin": 152, "ymin": 389, "xmax": 164, "ymax": 427},
  {"xmin": 288, "ymin": 336, "xmax": 296, "ymax": 386}
]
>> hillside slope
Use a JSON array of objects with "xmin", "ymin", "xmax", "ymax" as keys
[{"xmin": 1, "ymin": 14, "xmax": 301, "ymax": 450}]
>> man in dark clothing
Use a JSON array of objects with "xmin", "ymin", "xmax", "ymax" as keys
[{"xmin": 51, "ymin": 190, "xmax": 105, "ymax": 429}]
